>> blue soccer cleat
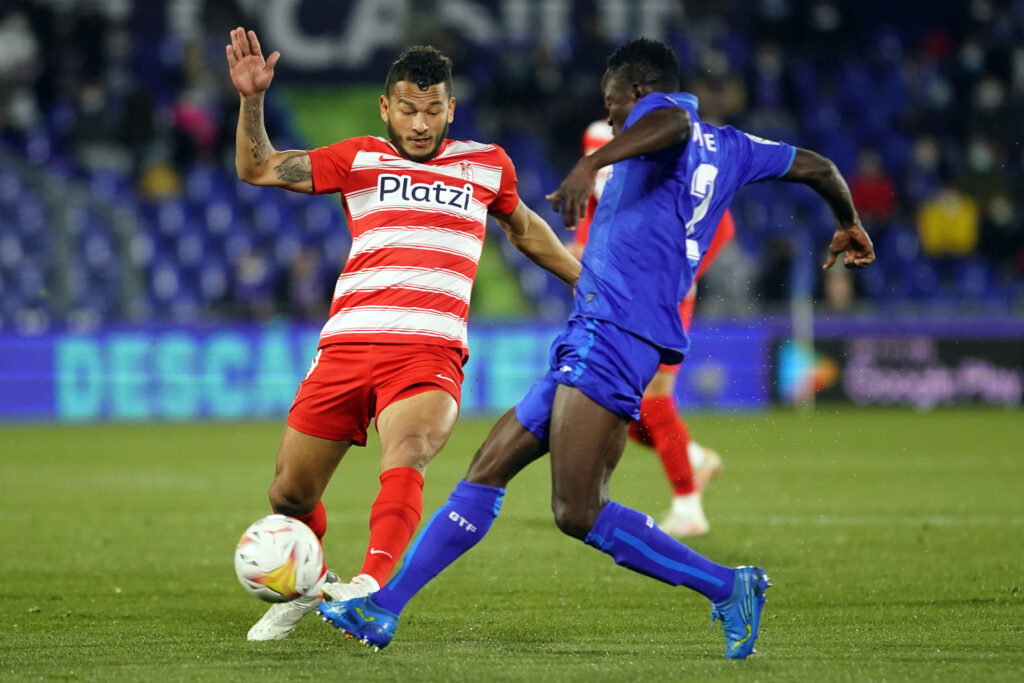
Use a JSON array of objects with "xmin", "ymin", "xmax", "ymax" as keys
[
  {"xmin": 318, "ymin": 596, "xmax": 398, "ymax": 651},
  {"xmin": 710, "ymin": 566, "xmax": 772, "ymax": 659}
]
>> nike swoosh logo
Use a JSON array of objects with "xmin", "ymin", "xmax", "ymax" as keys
[
  {"xmin": 435, "ymin": 373, "xmax": 457, "ymax": 386},
  {"xmin": 378, "ymin": 155, "xmax": 397, "ymax": 162},
  {"xmin": 369, "ymin": 548, "xmax": 393, "ymax": 558},
  {"xmin": 354, "ymin": 606, "xmax": 376, "ymax": 622}
]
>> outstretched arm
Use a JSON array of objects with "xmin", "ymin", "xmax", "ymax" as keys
[
  {"xmin": 491, "ymin": 201, "xmax": 582, "ymax": 287},
  {"xmin": 547, "ymin": 107, "xmax": 691, "ymax": 228},
  {"xmin": 782, "ymin": 148, "xmax": 875, "ymax": 269},
  {"xmin": 226, "ymin": 27, "xmax": 313, "ymax": 192}
]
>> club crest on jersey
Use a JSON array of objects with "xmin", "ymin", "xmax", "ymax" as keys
[
  {"xmin": 460, "ymin": 161, "xmax": 474, "ymax": 181},
  {"xmin": 377, "ymin": 174, "xmax": 474, "ymax": 213}
]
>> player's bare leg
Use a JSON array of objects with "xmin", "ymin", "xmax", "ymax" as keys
[
  {"xmin": 466, "ymin": 408, "xmax": 549, "ymax": 488},
  {"xmin": 249, "ymin": 428, "xmax": 351, "ymax": 641},
  {"xmin": 269, "ymin": 426, "xmax": 352, "ymax": 518},
  {"xmin": 548, "ymin": 385, "xmax": 629, "ymax": 538},
  {"xmin": 375, "ymin": 389, "xmax": 458, "ymax": 474},
  {"xmin": 324, "ymin": 389, "xmax": 458, "ymax": 603}
]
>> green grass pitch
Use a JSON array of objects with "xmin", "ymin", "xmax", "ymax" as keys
[{"xmin": 1, "ymin": 407, "xmax": 1022, "ymax": 681}]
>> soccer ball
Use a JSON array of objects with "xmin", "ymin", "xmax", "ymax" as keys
[{"xmin": 234, "ymin": 514, "xmax": 324, "ymax": 603}]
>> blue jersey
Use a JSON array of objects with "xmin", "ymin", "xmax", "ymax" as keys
[{"xmin": 574, "ymin": 92, "xmax": 796, "ymax": 363}]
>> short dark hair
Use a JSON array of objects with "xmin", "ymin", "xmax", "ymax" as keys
[
  {"xmin": 385, "ymin": 46, "xmax": 453, "ymax": 96},
  {"xmin": 606, "ymin": 38, "xmax": 680, "ymax": 91}
]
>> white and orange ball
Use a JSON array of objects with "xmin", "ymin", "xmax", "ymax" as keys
[{"xmin": 234, "ymin": 514, "xmax": 324, "ymax": 603}]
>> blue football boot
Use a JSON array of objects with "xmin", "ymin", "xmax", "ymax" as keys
[
  {"xmin": 710, "ymin": 566, "xmax": 771, "ymax": 659},
  {"xmin": 318, "ymin": 596, "xmax": 398, "ymax": 651}
]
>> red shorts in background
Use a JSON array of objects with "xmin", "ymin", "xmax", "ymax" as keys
[{"xmin": 287, "ymin": 342, "xmax": 464, "ymax": 445}]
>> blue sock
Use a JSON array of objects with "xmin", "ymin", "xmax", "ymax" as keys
[
  {"xmin": 373, "ymin": 479, "xmax": 504, "ymax": 614},
  {"xmin": 584, "ymin": 501, "xmax": 735, "ymax": 603}
]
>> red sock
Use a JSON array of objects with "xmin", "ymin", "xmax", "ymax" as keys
[
  {"xmin": 639, "ymin": 395, "xmax": 695, "ymax": 496},
  {"xmin": 293, "ymin": 500, "xmax": 329, "ymax": 577},
  {"xmin": 293, "ymin": 500, "xmax": 327, "ymax": 540},
  {"xmin": 360, "ymin": 467, "xmax": 424, "ymax": 586}
]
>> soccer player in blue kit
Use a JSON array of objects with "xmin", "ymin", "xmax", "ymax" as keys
[{"xmin": 319, "ymin": 38, "xmax": 875, "ymax": 658}]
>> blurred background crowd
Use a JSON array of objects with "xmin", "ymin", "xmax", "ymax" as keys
[{"xmin": 1, "ymin": 0, "xmax": 1022, "ymax": 334}]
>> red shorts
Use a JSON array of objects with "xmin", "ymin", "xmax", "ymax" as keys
[{"xmin": 286, "ymin": 342, "xmax": 464, "ymax": 445}]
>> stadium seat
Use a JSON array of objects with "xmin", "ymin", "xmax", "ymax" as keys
[
  {"xmin": 0, "ymin": 170, "xmax": 24, "ymax": 204},
  {"xmin": 185, "ymin": 164, "xmax": 228, "ymax": 203},
  {"xmin": 90, "ymin": 170, "xmax": 128, "ymax": 202},
  {"xmin": 156, "ymin": 200, "xmax": 188, "ymax": 238},
  {"xmin": 203, "ymin": 198, "xmax": 236, "ymax": 236},
  {"xmin": 175, "ymin": 230, "xmax": 206, "ymax": 270},
  {"xmin": 908, "ymin": 261, "xmax": 942, "ymax": 301},
  {"xmin": 149, "ymin": 258, "xmax": 183, "ymax": 303},
  {"xmin": 81, "ymin": 229, "xmax": 116, "ymax": 271},
  {"xmin": 199, "ymin": 258, "xmax": 230, "ymax": 302},
  {"xmin": 954, "ymin": 259, "xmax": 994, "ymax": 301},
  {"xmin": 0, "ymin": 232, "xmax": 24, "ymax": 270}
]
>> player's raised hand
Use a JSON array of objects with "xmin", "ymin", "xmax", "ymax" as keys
[
  {"xmin": 823, "ymin": 223, "xmax": 875, "ymax": 270},
  {"xmin": 226, "ymin": 27, "xmax": 280, "ymax": 98},
  {"xmin": 546, "ymin": 157, "xmax": 598, "ymax": 229}
]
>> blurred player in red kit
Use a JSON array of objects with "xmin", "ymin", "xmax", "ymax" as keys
[
  {"xmin": 225, "ymin": 27, "xmax": 580, "ymax": 640},
  {"xmin": 571, "ymin": 119, "xmax": 730, "ymax": 537}
]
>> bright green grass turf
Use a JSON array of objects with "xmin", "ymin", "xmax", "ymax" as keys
[{"xmin": 1, "ymin": 407, "xmax": 1022, "ymax": 681}]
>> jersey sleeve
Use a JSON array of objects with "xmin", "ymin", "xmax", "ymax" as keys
[
  {"xmin": 307, "ymin": 138, "xmax": 362, "ymax": 195},
  {"xmin": 721, "ymin": 127, "xmax": 797, "ymax": 186},
  {"xmin": 488, "ymin": 145, "xmax": 521, "ymax": 215}
]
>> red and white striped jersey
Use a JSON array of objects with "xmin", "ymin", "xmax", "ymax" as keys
[{"xmin": 308, "ymin": 136, "xmax": 520, "ymax": 356}]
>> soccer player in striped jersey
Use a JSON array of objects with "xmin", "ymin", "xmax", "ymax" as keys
[
  {"xmin": 574, "ymin": 119, "xmax": 729, "ymax": 538},
  {"xmin": 226, "ymin": 27, "xmax": 580, "ymax": 640},
  {"xmin": 319, "ymin": 38, "xmax": 873, "ymax": 658}
]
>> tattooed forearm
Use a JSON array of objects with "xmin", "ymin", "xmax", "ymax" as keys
[
  {"xmin": 249, "ymin": 134, "xmax": 270, "ymax": 163},
  {"xmin": 236, "ymin": 95, "xmax": 274, "ymax": 177},
  {"xmin": 235, "ymin": 95, "xmax": 310, "ymax": 188},
  {"xmin": 243, "ymin": 99, "xmax": 271, "ymax": 164},
  {"xmin": 274, "ymin": 152, "xmax": 312, "ymax": 182},
  {"xmin": 245, "ymin": 99, "xmax": 261, "ymax": 131}
]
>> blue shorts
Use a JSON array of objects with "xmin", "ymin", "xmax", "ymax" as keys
[{"xmin": 514, "ymin": 317, "xmax": 662, "ymax": 443}]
